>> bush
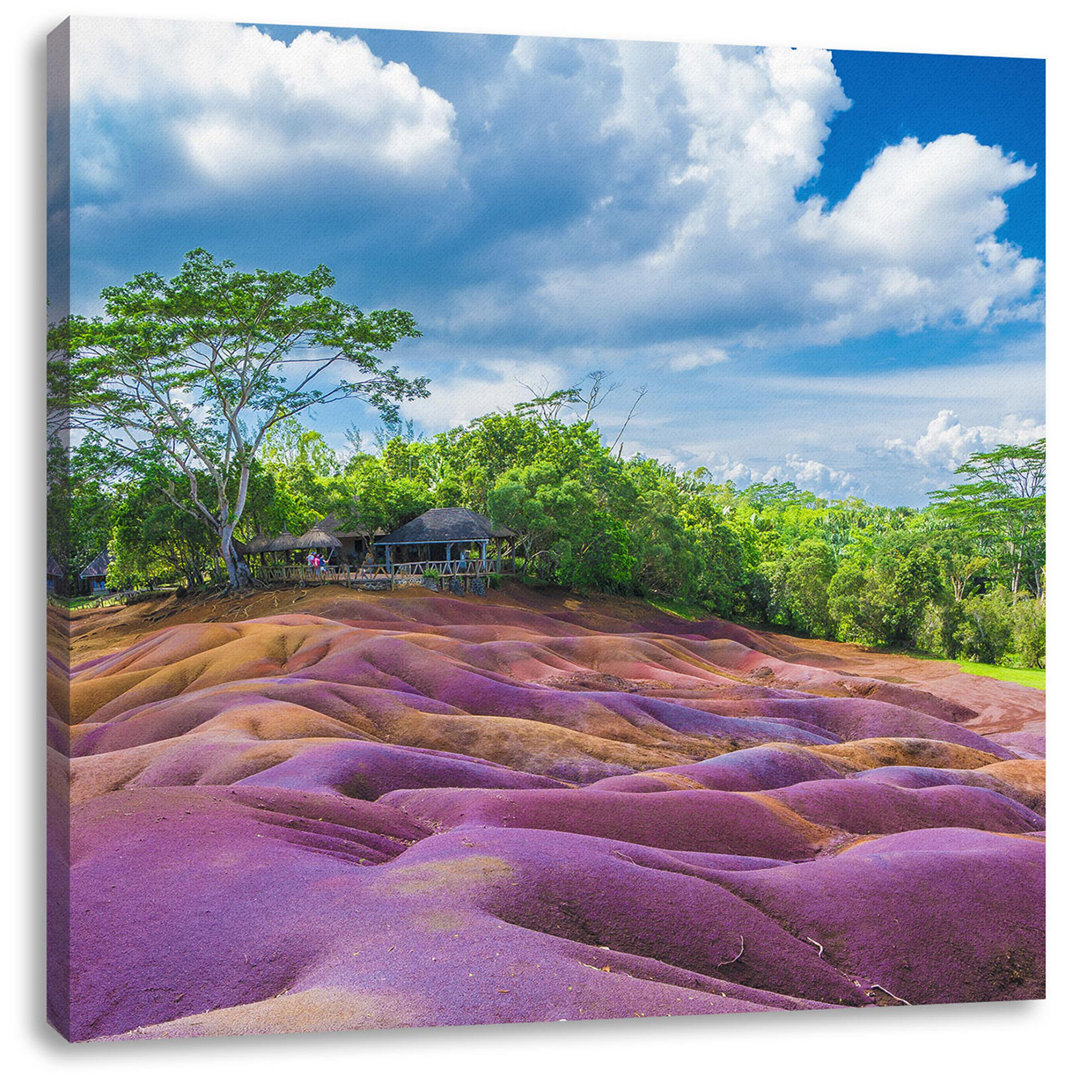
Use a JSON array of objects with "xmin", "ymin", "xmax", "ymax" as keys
[
  {"xmin": 958, "ymin": 586, "xmax": 1014, "ymax": 664},
  {"xmin": 1011, "ymin": 595, "xmax": 1046, "ymax": 668},
  {"xmin": 914, "ymin": 598, "xmax": 963, "ymax": 659}
]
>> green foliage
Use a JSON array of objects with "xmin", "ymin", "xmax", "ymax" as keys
[
  {"xmin": 769, "ymin": 538, "xmax": 836, "ymax": 637},
  {"xmin": 912, "ymin": 598, "xmax": 964, "ymax": 659},
  {"xmin": 49, "ymin": 249, "xmax": 427, "ymax": 588},
  {"xmin": 679, "ymin": 495, "xmax": 748, "ymax": 617},
  {"xmin": 63, "ymin": 322, "xmax": 1045, "ymax": 674},
  {"xmin": 958, "ymin": 586, "xmax": 1016, "ymax": 665},
  {"xmin": 48, "ymin": 435, "xmax": 114, "ymax": 593},
  {"xmin": 106, "ymin": 475, "xmax": 216, "ymax": 590},
  {"xmin": 930, "ymin": 439, "xmax": 1045, "ymax": 597},
  {"xmin": 1011, "ymin": 595, "xmax": 1046, "ymax": 669},
  {"xmin": 826, "ymin": 537, "xmax": 944, "ymax": 647},
  {"xmin": 487, "ymin": 463, "xmax": 633, "ymax": 592}
]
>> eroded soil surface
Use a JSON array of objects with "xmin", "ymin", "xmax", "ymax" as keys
[{"xmin": 48, "ymin": 585, "xmax": 1045, "ymax": 1039}]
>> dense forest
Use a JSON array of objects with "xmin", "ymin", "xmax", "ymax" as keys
[
  {"xmin": 47, "ymin": 253, "xmax": 1045, "ymax": 670},
  {"xmin": 54, "ymin": 388, "xmax": 1045, "ymax": 670}
]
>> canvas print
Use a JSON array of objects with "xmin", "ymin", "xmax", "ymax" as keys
[{"xmin": 46, "ymin": 16, "xmax": 1046, "ymax": 1041}]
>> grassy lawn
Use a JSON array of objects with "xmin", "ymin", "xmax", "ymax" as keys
[
  {"xmin": 49, "ymin": 595, "xmax": 107, "ymax": 610},
  {"xmin": 952, "ymin": 659, "xmax": 1045, "ymax": 691}
]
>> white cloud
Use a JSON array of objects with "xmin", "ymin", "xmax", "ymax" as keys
[
  {"xmin": 647, "ymin": 442, "xmax": 861, "ymax": 500},
  {"xmin": 797, "ymin": 134, "xmax": 1041, "ymax": 335},
  {"xmin": 705, "ymin": 453, "xmax": 754, "ymax": 486},
  {"xmin": 762, "ymin": 453, "xmax": 861, "ymax": 497},
  {"xmin": 668, "ymin": 346, "xmax": 730, "ymax": 372},
  {"xmin": 489, "ymin": 45, "xmax": 1041, "ymax": 351},
  {"xmin": 883, "ymin": 409, "xmax": 1045, "ymax": 470},
  {"xmin": 69, "ymin": 18, "xmax": 460, "ymax": 199},
  {"xmin": 673, "ymin": 44, "xmax": 849, "ymax": 228},
  {"xmin": 800, "ymin": 135, "xmax": 1032, "ymax": 268},
  {"xmin": 402, "ymin": 358, "xmax": 567, "ymax": 430}
]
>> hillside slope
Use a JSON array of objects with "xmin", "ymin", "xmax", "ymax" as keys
[{"xmin": 48, "ymin": 585, "xmax": 1045, "ymax": 1039}]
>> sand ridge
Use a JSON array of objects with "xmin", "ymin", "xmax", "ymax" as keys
[{"xmin": 49, "ymin": 585, "xmax": 1045, "ymax": 1039}]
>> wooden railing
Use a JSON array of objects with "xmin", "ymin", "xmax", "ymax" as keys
[
  {"xmin": 387, "ymin": 559, "xmax": 495, "ymax": 580},
  {"xmin": 261, "ymin": 559, "xmax": 516, "ymax": 588},
  {"xmin": 262, "ymin": 564, "xmax": 390, "ymax": 585}
]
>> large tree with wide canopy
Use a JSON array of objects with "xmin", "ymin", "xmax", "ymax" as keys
[{"xmin": 48, "ymin": 249, "xmax": 428, "ymax": 588}]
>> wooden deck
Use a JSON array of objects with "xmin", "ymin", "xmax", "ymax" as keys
[{"xmin": 261, "ymin": 558, "xmax": 517, "ymax": 590}]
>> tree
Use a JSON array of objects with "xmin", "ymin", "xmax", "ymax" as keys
[
  {"xmin": 773, "ymin": 538, "xmax": 837, "ymax": 638},
  {"xmin": 827, "ymin": 536, "xmax": 944, "ymax": 648},
  {"xmin": 107, "ymin": 474, "xmax": 216, "ymax": 590},
  {"xmin": 487, "ymin": 464, "xmax": 633, "ymax": 591},
  {"xmin": 47, "ymin": 433, "xmax": 112, "ymax": 594},
  {"xmin": 48, "ymin": 250, "xmax": 427, "ymax": 588},
  {"xmin": 930, "ymin": 439, "xmax": 1045, "ymax": 597},
  {"xmin": 957, "ymin": 586, "xmax": 1016, "ymax": 664}
]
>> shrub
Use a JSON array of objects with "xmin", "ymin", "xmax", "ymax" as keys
[
  {"xmin": 1011, "ymin": 595, "xmax": 1046, "ymax": 668},
  {"xmin": 958, "ymin": 586, "xmax": 1014, "ymax": 664},
  {"xmin": 914, "ymin": 598, "xmax": 963, "ymax": 659}
]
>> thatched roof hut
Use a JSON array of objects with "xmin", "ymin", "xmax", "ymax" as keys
[
  {"xmin": 239, "ymin": 534, "xmax": 276, "ymax": 555},
  {"xmin": 264, "ymin": 532, "xmax": 302, "ymax": 553},
  {"xmin": 315, "ymin": 513, "xmax": 368, "ymax": 540},
  {"xmin": 79, "ymin": 550, "xmax": 111, "ymax": 580},
  {"xmin": 296, "ymin": 527, "xmax": 341, "ymax": 550},
  {"xmin": 376, "ymin": 508, "xmax": 511, "ymax": 548}
]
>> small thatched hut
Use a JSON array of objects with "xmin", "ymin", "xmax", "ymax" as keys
[
  {"xmin": 238, "ymin": 535, "xmax": 276, "ymax": 556},
  {"xmin": 79, "ymin": 550, "xmax": 111, "ymax": 594},
  {"xmin": 46, "ymin": 553, "xmax": 64, "ymax": 594},
  {"xmin": 312, "ymin": 513, "xmax": 382, "ymax": 563},
  {"xmin": 295, "ymin": 527, "xmax": 341, "ymax": 552},
  {"xmin": 374, "ymin": 508, "xmax": 514, "ymax": 571},
  {"xmin": 264, "ymin": 532, "xmax": 302, "ymax": 554}
]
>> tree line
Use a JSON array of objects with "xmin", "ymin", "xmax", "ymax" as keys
[
  {"xmin": 56, "ymin": 399, "xmax": 1045, "ymax": 668},
  {"xmin": 48, "ymin": 251, "xmax": 1045, "ymax": 668}
]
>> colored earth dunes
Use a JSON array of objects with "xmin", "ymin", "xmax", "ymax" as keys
[{"xmin": 48, "ymin": 585, "xmax": 1045, "ymax": 1039}]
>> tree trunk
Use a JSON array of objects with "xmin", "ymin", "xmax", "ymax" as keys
[{"xmin": 220, "ymin": 527, "xmax": 254, "ymax": 590}]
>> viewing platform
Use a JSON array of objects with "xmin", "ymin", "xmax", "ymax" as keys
[{"xmin": 261, "ymin": 556, "xmax": 518, "ymax": 591}]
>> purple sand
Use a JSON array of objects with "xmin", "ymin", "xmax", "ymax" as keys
[{"xmin": 53, "ymin": 599, "xmax": 1046, "ymax": 1039}]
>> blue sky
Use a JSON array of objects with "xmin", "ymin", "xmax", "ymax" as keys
[{"xmin": 56, "ymin": 17, "xmax": 1045, "ymax": 505}]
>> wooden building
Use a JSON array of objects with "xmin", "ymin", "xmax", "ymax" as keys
[
  {"xmin": 246, "ymin": 508, "xmax": 515, "ymax": 589},
  {"xmin": 373, "ymin": 508, "xmax": 515, "ymax": 574},
  {"xmin": 311, "ymin": 513, "xmax": 383, "ymax": 563},
  {"xmin": 79, "ymin": 550, "xmax": 111, "ymax": 594},
  {"xmin": 46, "ymin": 553, "xmax": 64, "ymax": 594}
]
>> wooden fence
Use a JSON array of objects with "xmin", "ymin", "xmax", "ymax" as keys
[
  {"xmin": 261, "ymin": 559, "xmax": 516, "ymax": 589},
  {"xmin": 53, "ymin": 559, "xmax": 520, "ymax": 603}
]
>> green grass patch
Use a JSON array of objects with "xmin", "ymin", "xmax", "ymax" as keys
[
  {"xmin": 49, "ymin": 595, "xmax": 106, "ymax": 610},
  {"xmin": 648, "ymin": 597, "xmax": 713, "ymax": 622},
  {"xmin": 952, "ymin": 659, "xmax": 1045, "ymax": 691}
]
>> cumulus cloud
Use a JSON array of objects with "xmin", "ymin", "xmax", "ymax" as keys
[
  {"xmin": 797, "ymin": 134, "xmax": 1041, "ymax": 336},
  {"xmin": 762, "ymin": 453, "xmax": 862, "ymax": 497},
  {"xmin": 402, "ymin": 357, "xmax": 567, "ymax": 430},
  {"xmin": 883, "ymin": 409, "xmax": 1045, "ymax": 471},
  {"xmin": 63, "ymin": 23, "xmax": 1044, "ymax": 452},
  {"xmin": 68, "ymin": 18, "xmax": 460, "ymax": 206},
  {"xmin": 653, "ymin": 443, "xmax": 861, "ymax": 500},
  {"xmin": 465, "ymin": 44, "xmax": 1041, "ymax": 351}
]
